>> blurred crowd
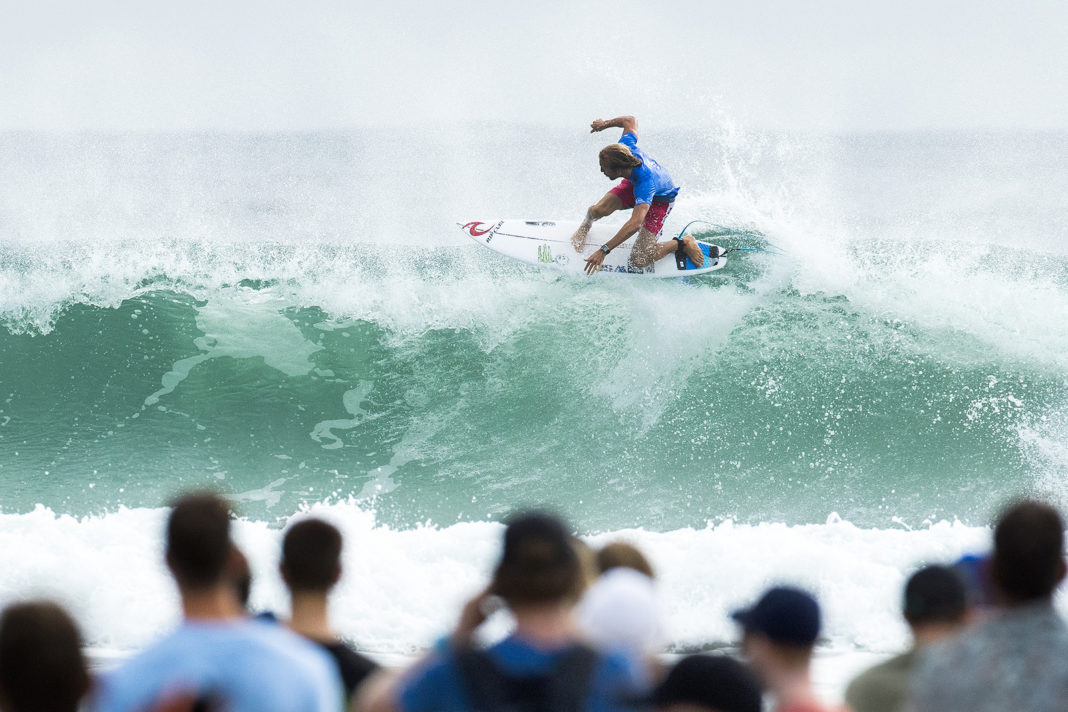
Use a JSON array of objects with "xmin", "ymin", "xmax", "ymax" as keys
[{"xmin": 1, "ymin": 492, "xmax": 1066, "ymax": 712}]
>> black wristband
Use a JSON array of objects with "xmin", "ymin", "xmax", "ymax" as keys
[{"xmin": 599, "ymin": 244, "xmax": 612, "ymax": 255}]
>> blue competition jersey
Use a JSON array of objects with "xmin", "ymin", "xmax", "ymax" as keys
[{"xmin": 619, "ymin": 132, "xmax": 679, "ymax": 204}]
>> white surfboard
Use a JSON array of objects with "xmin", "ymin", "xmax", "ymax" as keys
[{"xmin": 460, "ymin": 220, "xmax": 727, "ymax": 277}]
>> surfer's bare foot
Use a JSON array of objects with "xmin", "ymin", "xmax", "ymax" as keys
[{"xmin": 681, "ymin": 235, "xmax": 705, "ymax": 267}]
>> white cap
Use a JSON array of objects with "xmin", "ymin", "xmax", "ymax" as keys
[{"xmin": 575, "ymin": 567, "xmax": 665, "ymax": 657}]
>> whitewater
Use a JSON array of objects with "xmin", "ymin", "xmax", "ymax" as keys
[{"xmin": 1, "ymin": 126, "xmax": 1066, "ymax": 698}]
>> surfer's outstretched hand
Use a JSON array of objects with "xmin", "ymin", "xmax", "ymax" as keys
[
  {"xmin": 590, "ymin": 118, "xmax": 608, "ymax": 133},
  {"xmin": 571, "ymin": 225, "xmax": 589, "ymax": 252},
  {"xmin": 584, "ymin": 250, "xmax": 606, "ymax": 276}
]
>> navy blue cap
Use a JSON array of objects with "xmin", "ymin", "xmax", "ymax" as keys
[{"xmin": 731, "ymin": 586, "xmax": 821, "ymax": 646}]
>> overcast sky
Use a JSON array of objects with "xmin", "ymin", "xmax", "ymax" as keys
[{"xmin": 2, "ymin": 0, "xmax": 1066, "ymax": 132}]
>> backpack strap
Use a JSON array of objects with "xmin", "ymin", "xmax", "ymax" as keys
[
  {"xmin": 455, "ymin": 643, "xmax": 600, "ymax": 712},
  {"xmin": 544, "ymin": 644, "xmax": 599, "ymax": 712}
]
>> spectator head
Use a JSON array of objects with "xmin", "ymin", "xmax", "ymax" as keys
[
  {"xmin": 0, "ymin": 601, "xmax": 90, "ymax": 712},
  {"xmin": 902, "ymin": 565, "xmax": 967, "ymax": 629},
  {"xmin": 650, "ymin": 654, "xmax": 763, "ymax": 712},
  {"xmin": 166, "ymin": 491, "xmax": 234, "ymax": 592},
  {"xmin": 732, "ymin": 586, "xmax": 820, "ymax": 673},
  {"xmin": 281, "ymin": 518, "xmax": 343, "ymax": 594},
  {"xmin": 491, "ymin": 511, "xmax": 582, "ymax": 608},
  {"xmin": 596, "ymin": 541, "xmax": 656, "ymax": 579},
  {"xmin": 991, "ymin": 500, "xmax": 1066, "ymax": 604}
]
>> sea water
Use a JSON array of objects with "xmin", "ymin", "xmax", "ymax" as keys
[{"xmin": 1, "ymin": 126, "xmax": 1066, "ymax": 698}]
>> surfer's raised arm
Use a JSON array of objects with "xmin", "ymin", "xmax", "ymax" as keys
[{"xmin": 590, "ymin": 115, "xmax": 638, "ymax": 136}]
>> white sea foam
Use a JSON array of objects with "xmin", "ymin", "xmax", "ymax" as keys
[{"xmin": 0, "ymin": 499, "xmax": 1021, "ymax": 659}]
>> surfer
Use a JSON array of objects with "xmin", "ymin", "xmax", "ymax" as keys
[{"xmin": 572, "ymin": 115, "xmax": 706, "ymax": 275}]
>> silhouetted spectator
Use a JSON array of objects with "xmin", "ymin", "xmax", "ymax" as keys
[
  {"xmin": 0, "ymin": 600, "xmax": 90, "ymax": 712},
  {"xmin": 361, "ymin": 510, "xmax": 647, "ymax": 712},
  {"xmin": 845, "ymin": 565, "xmax": 966, "ymax": 712},
  {"xmin": 282, "ymin": 517, "xmax": 379, "ymax": 703},
  {"xmin": 649, "ymin": 654, "xmax": 763, "ymax": 712},
  {"xmin": 577, "ymin": 542, "xmax": 665, "ymax": 664},
  {"xmin": 732, "ymin": 585, "xmax": 832, "ymax": 712}
]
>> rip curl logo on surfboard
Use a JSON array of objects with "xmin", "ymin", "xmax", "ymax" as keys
[{"xmin": 462, "ymin": 221, "xmax": 503, "ymax": 243}]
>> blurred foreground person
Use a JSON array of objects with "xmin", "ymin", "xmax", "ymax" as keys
[
  {"xmin": 910, "ymin": 500, "xmax": 1068, "ymax": 712},
  {"xmin": 93, "ymin": 492, "xmax": 342, "ymax": 712},
  {"xmin": 282, "ymin": 517, "xmax": 379, "ymax": 703},
  {"xmin": 0, "ymin": 600, "xmax": 90, "ymax": 712},
  {"xmin": 362, "ymin": 510, "xmax": 646, "ymax": 712},
  {"xmin": 732, "ymin": 586, "xmax": 832, "ymax": 712},
  {"xmin": 845, "ymin": 565, "xmax": 966, "ymax": 712},
  {"xmin": 577, "ymin": 542, "xmax": 665, "ymax": 668},
  {"xmin": 648, "ymin": 654, "xmax": 763, "ymax": 712}
]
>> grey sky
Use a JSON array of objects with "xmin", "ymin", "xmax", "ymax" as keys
[{"xmin": 2, "ymin": 0, "xmax": 1066, "ymax": 132}]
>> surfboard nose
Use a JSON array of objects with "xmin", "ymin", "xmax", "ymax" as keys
[
  {"xmin": 461, "ymin": 219, "xmax": 489, "ymax": 236},
  {"xmin": 460, "ymin": 221, "xmax": 498, "ymax": 238}
]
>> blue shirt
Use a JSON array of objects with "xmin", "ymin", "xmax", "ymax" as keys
[
  {"xmin": 397, "ymin": 635, "xmax": 646, "ymax": 712},
  {"xmin": 619, "ymin": 132, "xmax": 679, "ymax": 205},
  {"xmin": 93, "ymin": 619, "xmax": 343, "ymax": 712}
]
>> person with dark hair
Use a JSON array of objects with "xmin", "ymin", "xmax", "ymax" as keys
[
  {"xmin": 281, "ymin": 517, "xmax": 378, "ymax": 703},
  {"xmin": 570, "ymin": 115, "xmax": 707, "ymax": 275},
  {"xmin": 731, "ymin": 586, "xmax": 832, "ymax": 712},
  {"xmin": 649, "ymin": 654, "xmax": 763, "ymax": 712},
  {"xmin": 845, "ymin": 565, "xmax": 967, "ymax": 712},
  {"xmin": 92, "ymin": 491, "xmax": 342, "ymax": 712},
  {"xmin": 0, "ymin": 600, "xmax": 90, "ymax": 712},
  {"xmin": 910, "ymin": 499, "xmax": 1068, "ymax": 712},
  {"xmin": 361, "ymin": 510, "xmax": 646, "ymax": 712}
]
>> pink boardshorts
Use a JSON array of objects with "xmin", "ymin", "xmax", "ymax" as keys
[{"xmin": 609, "ymin": 179, "xmax": 675, "ymax": 235}]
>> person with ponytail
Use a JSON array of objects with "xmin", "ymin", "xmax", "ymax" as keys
[{"xmin": 572, "ymin": 115, "xmax": 705, "ymax": 275}]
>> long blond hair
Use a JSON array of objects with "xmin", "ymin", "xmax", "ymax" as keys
[{"xmin": 599, "ymin": 143, "xmax": 642, "ymax": 171}]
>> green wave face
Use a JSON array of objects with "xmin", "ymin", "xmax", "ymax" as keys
[{"xmin": 2, "ymin": 257, "xmax": 1063, "ymax": 530}]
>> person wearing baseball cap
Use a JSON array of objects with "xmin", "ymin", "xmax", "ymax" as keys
[{"xmin": 731, "ymin": 586, "xmax": 832, "ymax": 712}]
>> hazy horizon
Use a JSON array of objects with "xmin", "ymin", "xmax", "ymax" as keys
[{"xmin": 3, "ymin": 0, "xmax": 1066, "ymax": 134}]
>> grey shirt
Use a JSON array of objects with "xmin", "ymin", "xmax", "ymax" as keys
[{"xmin": 910, "ymin": 602, "xmax": 1068, "ymax": 712}]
